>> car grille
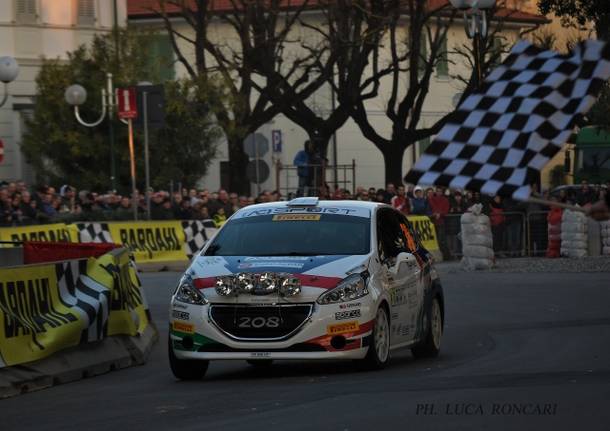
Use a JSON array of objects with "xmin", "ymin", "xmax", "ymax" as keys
[{"xmin": 209, "ymin": 304, "xmax": 313, "ymax": 341}]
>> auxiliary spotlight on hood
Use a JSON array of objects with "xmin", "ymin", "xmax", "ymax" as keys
[{"xmin": 190, "ymin": 254, "xmax": 371, "ymax": 304}]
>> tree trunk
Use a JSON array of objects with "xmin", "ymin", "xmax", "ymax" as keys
[
  {"xmin": 596, "ymin": 17, "xmax": 610, "ymax": 42},
  {"xmin": 227, "ymin": 137, "xmax": 251, "ymax": 195},
  {"xmin": 382, "ymin": 144, "xmax": 407, "ymax": 187}
]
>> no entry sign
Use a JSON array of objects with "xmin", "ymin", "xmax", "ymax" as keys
[{"xmin": 117, "ymin": 87, "xmax": 138, "ymax": 119}]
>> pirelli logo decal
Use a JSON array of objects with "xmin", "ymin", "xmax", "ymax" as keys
[
  {"xmin": 172, "ymin": 321, "xmax": 194, "ymax": 334},
  {"xmin": 272, "ymin": 214, "xmax": 321, "ymax": 221},
  {"xmin": 327, "ymin": 321, "xmax": 359, "ymax": 335}
]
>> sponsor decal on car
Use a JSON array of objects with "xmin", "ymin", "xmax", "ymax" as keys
[
  {"xmin": 250, "ymin": 352, "xmax": 271, "ymax": 358},
  {"xmin": 172, "ymin": 321, "xmax": 194, "ymax": 334},
  {"xmin": 339, "ymin": 302, "xmax": 361, "ymax": 309},
  {"xmin": 172, "ymin": 310, "xmax": 190, "ymax": 320},
  {"xmin": 238, "ymin": 262, "xmax": 305, "ymax": 269},
  {"xmin": 335, "ymin": 310, "xmax": 361, "ymax": 320},
  {"xmin": 236, "ymin": 207, "xmax": 369, "ymax": 218},
  {"xmin": 272, "ymin": 214, "xmax": 321, "ymax": 221},
  {"xmin": 172, "ymin": 302, "xmax": 188, "ymax": 309},
  {"xmin": 327, "ymin": 321, "xmax": 359, "ymax": 335}
]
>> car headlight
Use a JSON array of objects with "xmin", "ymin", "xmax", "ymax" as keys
[
  {"xmin": 316, "ymin": 273, "xmax": 369, "ymax": 305},
  {"xmin": 174, "ymin": 276, "xmax": 208, "ymax": 305}
]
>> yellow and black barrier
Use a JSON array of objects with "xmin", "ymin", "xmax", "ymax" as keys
[
  {"xmin": 0, "ymin": 247, "xmax": 151, "ymax": 368},
  {"xmin": 0, "ymin": 220, "xmax": 217, "ymax": 264},
  {"xmin": 406, "ymin": 215, "xmax": 440, "ymax": 251},
  {"xmin": 0, "ymin": 217, "xmax": 439, "ymax": 263}
]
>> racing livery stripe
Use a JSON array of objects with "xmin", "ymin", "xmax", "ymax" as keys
[
  {"xmin": 303, "ymin": 319, "xmax": 375, "ymax": 351},
  {"xmin": 194, "ymin": 277, "xmax": 216, "ymax": 289},
  {"xmin": 194, "ymin": 274, "xmax": 342, "ymax": 290},
  {"xmin": 293, "ymin": 274, "xmax": 342, "ymax": 289}
]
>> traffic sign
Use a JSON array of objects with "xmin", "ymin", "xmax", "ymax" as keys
[
  {"xmin": 272, "ymin": 130, "xmax": 282, "ymax": 152},
  {"xmin": 244, "ymin": 133, "xmax": 269, "ymax": 158},
  {"xmin": 246, "ymin": 159, "xmax": 270, "ymax": 183},
  {"xmin": 117, "ymin": 87, "xmax": 138, "ymax": 119},
  {"xmin": 0, "ymin": 139, "xmax": 4, "ymax": 164}
]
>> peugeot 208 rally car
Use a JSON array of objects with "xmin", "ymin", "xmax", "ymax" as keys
[{"xmin": 168, "ymin": 198, "xmax": 444, "ymax": 379}]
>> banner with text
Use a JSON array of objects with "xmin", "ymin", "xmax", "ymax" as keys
[
  {"xmin": 406, "ymin": 216, "xmax": 439, "ymax": 251},
  {"xmin": 0, "ymin": 248, "xmax": 150, "ymax": 368},
  {"xmin": 0, "ymin": 223, "xmax": 79, "ymax": 245}
]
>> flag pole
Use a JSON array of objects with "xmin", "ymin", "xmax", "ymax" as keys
[{"xmin": 524, "ymin": 196, "xmax": 587, "ymax": 213}]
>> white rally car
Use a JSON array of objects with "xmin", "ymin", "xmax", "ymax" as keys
[{"xmin": 169, "ymin": 198, "xmax": 444, "ymax": 379}]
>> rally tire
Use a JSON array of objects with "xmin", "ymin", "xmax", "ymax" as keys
[
  {"xmin": 411, "ymin": 296, "xmax": 442, "ymax": 359},
  {"xmin": 361, "ymin": 305, "xmax": 391, "ymax": 370},
  {"xmin": 168, "ymin": 337, "xmax": 209, "ymax": 380},
  {"xmin": 246, "ymin": 359, "xmax": 274, "ymax": 367}
]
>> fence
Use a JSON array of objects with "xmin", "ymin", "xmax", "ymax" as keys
[
  {"xmin": 276, "ymin": 160, "xmax": 356, "ymax": 198},
  {"xmin": 440, "ymin": 211, "xmax": 553, "ymax": 260}
]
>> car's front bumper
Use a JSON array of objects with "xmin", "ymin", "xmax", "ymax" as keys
[{"xmin": 169, "ymin": 298, "xmax": 375, "ymax": 361}]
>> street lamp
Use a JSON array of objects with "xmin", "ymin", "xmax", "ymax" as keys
[
  {"xmin": 65, "ymin": 73, "xmax": 118, "ymax": 192},
  {"xmin": 449, "ymin": 0, "xmax": 496, "ymax": 87},
  {"xmin": 0, "ymin": 56, "xmax": 19, "ymax": 108}
]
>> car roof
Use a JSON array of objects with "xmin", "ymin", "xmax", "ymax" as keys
[{"xmin": 232, "ymin": 199, "xmax": 386, "ymax": 216}]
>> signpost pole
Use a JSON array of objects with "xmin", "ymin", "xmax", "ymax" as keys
[
  {"xmin": 143, "ymin": 91, "xmax": 151, "ymax": 220},
  {"xmin": 127, "ymin": 118, "xmax": 138, "ymax": 221},
  {"xmin": 254, "ymin": 134, "xmax": 261, "ymax": 196}
]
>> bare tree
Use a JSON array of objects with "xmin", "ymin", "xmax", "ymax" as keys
[
  {"xmin": 154, "ymin": 0, "xmax": 324, "ymax": 194},
  {"xmin": 350, "ymin": 0, "xmax": 528, "ymax": 185}
]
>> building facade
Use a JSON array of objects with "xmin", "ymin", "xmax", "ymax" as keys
[
  {"xmin": 129, "ymin": 1, "xmax": 547, "ymax": 194},
  {"xmin": 0, "ymin": 0, "xmax": 127, "ymax": 182}
]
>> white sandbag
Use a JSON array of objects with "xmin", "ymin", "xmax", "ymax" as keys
[
  {"xmin": 563, "ymin": 240, "xmax": 588, "ymax": 250},
  {"xmin": 561, "ymin": 223, "xmax": 588, "ymax": 234},
  {"xmin": 603, "ymin": 246, "xmax": 610, "ymax": 256},
  {"xmin": 462, "ymin": 245, "xmax": 494, "ymax": 260},
  {"xmin": 462, "ymin": 223, "xmax": 491, "ymax": 237},
  {"xmin": 461, "ymin": 213, "xmax": 490, "ymax": 227},
  {"xmin": 463, "ymin": 234, "xmax": 493, "ymax": 248},
  {"xmin": 561, "ymin": 232, "xmax": 587, "ymax": 242},
  {"xmin": 461, "ymin": 256, "xmax": 494, "ymax": 270},
  {"xmin": 561, "ymin": 248, "xmax": 587, "ymax": 258}
]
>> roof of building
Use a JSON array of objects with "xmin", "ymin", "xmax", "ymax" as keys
[{"xmin": 127, "ymin": 0, "xmax": 549, "ymax": 24}]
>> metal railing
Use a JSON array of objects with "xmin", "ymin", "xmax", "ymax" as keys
[
  {"xmin": 441, "ymin": 212, "xmax": 528, "ymax": 260},
  {"xmin": 276, "ymin": 160, "xmax": 356, "ymax": 198}
]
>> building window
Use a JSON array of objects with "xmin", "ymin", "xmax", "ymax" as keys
[
  {"xmin": 436, "ymin": 34, "xmax": 449, "ymax": 78},
  {"xmin": 145, "ymin": 34, "xmax": 176, "ymax": 82},
  {"xmin": 15, "ymin": 0, "xmax": 37, "ymax": 24},
  {"xmin": 76, "ymin": 0, "xmax": 96, "ymax": 26},
  {"xmin": 418, "ymin": 37, "xmax": 428, "ymax": 77},
  {"xmin": 417, "ymin": 137, "xmax": 431, "ymax": 158}
]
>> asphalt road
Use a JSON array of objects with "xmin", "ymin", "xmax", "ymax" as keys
[{"xmin": 2, "ymin": 268, "xmax": 610, "ymax": 431}]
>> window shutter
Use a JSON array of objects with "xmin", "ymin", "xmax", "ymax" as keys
[
  {"xmin": 436, "ymin": 34, "xmax": 449, "ymax": 78},
  {"xmin": 77, "ymin": 0, "xmax": 96, "ymax": 25},
  {"xmin": 418, "ymin": 37, "xmax": 428, "ymax": 77},
  {"xmin": 16, "ymin": 0, "xmax": 37, "ymax": 24}
]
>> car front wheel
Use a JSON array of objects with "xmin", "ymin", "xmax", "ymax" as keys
[
  {"xmin": 168, "ymin": 336, "xmax": 209, "ymax": 380},
  {"xmin": 411, "ymin": 296, "xmax": 442, "ymax": 359},
  {"xmin": 361, "ymin": 305, "xmax": 390, "ymax": 370}
]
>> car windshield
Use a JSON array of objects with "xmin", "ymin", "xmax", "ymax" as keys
[{"xmin": 205, "ymin": 212, "xmax": 371, "ymax": 256}]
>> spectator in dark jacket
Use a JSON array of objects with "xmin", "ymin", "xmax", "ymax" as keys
[{"xmin": 410, "ymin": 186, "xmax": 432, "ymax": 216}]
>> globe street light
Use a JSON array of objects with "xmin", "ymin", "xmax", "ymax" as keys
[
  {"xmin": 449, "ymin": 0, "xmax": 497, "ymax": 87},
  {"xmin": 65, "ymin": 73, "xmax": 118, "ymax": 191},
  {"xmin": 0, "ymin": 56, "xmax": 19, "ymax": 108}
]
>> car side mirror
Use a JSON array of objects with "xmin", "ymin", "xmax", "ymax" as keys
[{"xmin": 389, "ymin": 252, "xmax": 416, "ymax": 275}]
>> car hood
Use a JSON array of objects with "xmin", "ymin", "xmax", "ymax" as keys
[{"xmin": 188, "ymin": 254, "xmax": 372, "ymax": 304}]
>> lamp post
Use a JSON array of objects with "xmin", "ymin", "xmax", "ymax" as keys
[
  {"xmin": 449, "ymin": 0, "xmax": 496, "ymax": 88},
  {"xmin": 65, "ymin": 73, "xmax": 118, "ymax": 191},
  {"xmin": 0, "ymin": 56, "xmax": 19, "ymax": 108}
]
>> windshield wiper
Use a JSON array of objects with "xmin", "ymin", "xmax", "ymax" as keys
[
  {"xmin": 205, "ymin": 244, "xmax": 221, "ymax": 256},
  {"xmin": 258, "ymin": 252, "xmax": 320, "ymax": 256}
]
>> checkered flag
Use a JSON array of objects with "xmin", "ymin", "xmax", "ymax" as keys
[
  {"xmin": 404, "ymin": 40, "xmax": 610, "ymax": 200},
  {"xmin": 76, "ymin": 222, "xmax": 113, "ymax": 243},
  {"xmin": 55, "ymin": 260, "xmax": 110, "ymax": 343},
  {"xmin": 182, "ymin": 220, "xmax": 210, "ymax": 258}
]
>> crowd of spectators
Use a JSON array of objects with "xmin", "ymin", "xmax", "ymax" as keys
[{"xmin": 2, "ymin": 178, "xmax": 608, "ymax": 259}]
